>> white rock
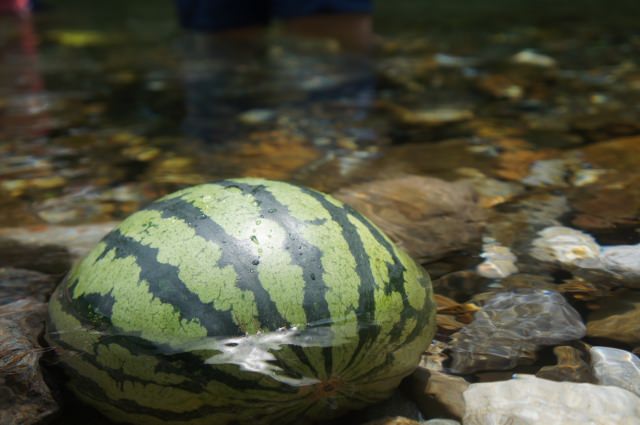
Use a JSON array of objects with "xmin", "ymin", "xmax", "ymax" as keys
[
  {"xmin": 590, "ymin": 346, "xmax": 640, "ymax": 397},
  {"xmin": 463, "ymin": 375, "xmax": 640, "ymax": 425},
  {"xmin": 530, "ymin": 226, "xmax": 640, "ymax": 287},
  {"xmin": 237, "ymin": 109, "xmax": 275, "ymax": 124},
  {"xmin": 476, "ymin": 237, "xmax": 518, "ymax": 279},
  {"xmin": 511, "ymin": 49, "xmax": 556, "ymax": 67},
  {"xmin": 425, "ymin": 420, "xmax": 460, "ymax": 425},
  {"xmin": 600, "ymin": 244, "xmax": 640, "ymax": 279},
  {"xmin": 530, "ymin": 226, "xmax": 602, "ymax": 268},
  {"xmin": 522, "ymin": 159, "xmax": 568, "ymax": 187}
]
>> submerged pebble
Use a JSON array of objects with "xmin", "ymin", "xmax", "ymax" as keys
[
  {"xmin": 530, "ymin": 226, "xmax": 601, "ymax": 268},
  {"xmin": 449, "ymin": 289, "xmax": 585, "ymax": 374},
  {"xmin": 590, "ymin": 346, "xmax": 640, "ymax": 397},
  {"xmin": 531, "ymin": 226, "xmax": 640, "ymax": 287},
  {"xmin": 511, "ymin": 49, "xmax": 557, "ymax": 67},
  {"xmin": 536, "ymin": 345, "xmax": 594, "ymax": 383},
  {"xmin": 476, "ymin": 237, "xmax": 518, "ymax": 279},
  {"xmin": 586, "ymin": 291, "xmax": 640, "ymax": 346}
]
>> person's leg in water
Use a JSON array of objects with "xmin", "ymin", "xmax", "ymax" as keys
[
  {"xmin": 174, "ymin": 0, "xmax": 374, "ymax": 147},
  {"xmin": 174, "ymin": 0, "xmax": 373, "ymax": 50}
]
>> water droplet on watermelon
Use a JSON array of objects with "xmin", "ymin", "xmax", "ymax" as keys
[
  {"xmin": 252, "ymin": 259, "xmax": 260, "ymax": 266},
  {"xmin": 310, "ymin": 273, "xmax": 316, "ymax": 280},
  {"xmin": 256, "ymin": 219, "xmax": 262, "ymax": 225},
  {"xmin": 267, "ymin": 208, "xmax": 277, "ymax": 213},
  {"xmin": 250, "ymin": 235, "xmax": 259, "ymax": 244}
]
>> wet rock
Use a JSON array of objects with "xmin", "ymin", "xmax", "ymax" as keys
[
  {"xmin": 418, "ymin": 341, "xmax": 451, "ymax": 373},
  {"xmin": 379, "ymin": 101, "xmax": 474, "ymax": 127},
  {"xmin": 457, "ymin": 170, "xmax": 525, "ymax": 208},
  {"xmin": 536, "ymin": 345, "xmax": 594, "ymax": 383},
  {"xmin": 0, "ymin": 298, "xmax": 58, "ymax": 424},
  {"xmin": 511, "ymin": 49, "xmax": 556, "ymax": 67},
  {"xmin": 0, "ymin": 268, "xmax": 59, "ymax": 306},
  {"xmin": 433, "ymin": 53, "xmax": 477, "ymax": 68},
  {"xmin": 476, "ymin": 74, "xmax": 523, "ymax": 100},
  {"xmin": 435, "ymin": 294, "xmax": 479, "ymax": 333},
  {"xmin": 463, "ymin": 375, "xmax": 640, "ymax": 425},
  {"xmin": 587, "ymin": 291, "xmax": 640, "ymax": 346},
  {"xmin": 475, "ymin": 238, "xmax": 518, "ymax": 279},
  {"xmin": 556, "ymin": 277, "xmax": 613, "ymax": 302},
  {"xmin": 1, "ymin": 176, "xmax": 67, "ymax": 197},
  {"xmin": 0, "ymin": 237, "xmax": 72, "ymax": 275},
  {"xmin": 530, "ymin": 226, "xmax": 601, "ymax": 268},
  {"xmin": 424, "ymin": 420, "xmax": 460, "ymax": 425},
  {"xmin": 590, "ymin": 346, "xmax": 640, "ymax": 397},
  {"xmin": 570, "ymin": 135, "xmax": 640, "ymax": 230},
  {"xmin": 485, "ymin": 193, "xmax": 570, "ymax": 251},
  {"xmin": 449, "ymin": 290, "xmax": 586, "ymax": 374},
  {"xmin": 522, "ymin": 159, "xmax": 569, "ymax": 187},
  {"xmin": 333, "ymin": 175, "xmax": 486, "ymax": 262},
  {"xmin": 571, "ymin": 186, "xmax": 640, "ymax": 230},
  {"xmin": 237, "ymin": 109, "xmax": 276, "ymax": 125},
  {"xmin": 360, "ymin": 417, "xmax": 420, "ymax": 425},
  {"xmin": 600, "ymin": 244, "xmax": 640, "ymax": 281},
  {"xmin": 0, "ymin": 222, "xmax": 116, "ymax": 262},
  {"xmin": 530, "ymin": 226, "xmax": 640, "ymax": 288},
  {"xmin": 407, "ymin": 367, "xmax": 469, "ymax": 420}
]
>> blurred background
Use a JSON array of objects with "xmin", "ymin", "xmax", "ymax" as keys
[{"xmin": 2, "ymin": 0, "xmax": 640, "ymax": 225}]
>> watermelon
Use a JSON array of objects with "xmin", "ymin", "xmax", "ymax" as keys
[{"xmin": 46, "ymin": 178, "xmax": 436, "ymax": 425}]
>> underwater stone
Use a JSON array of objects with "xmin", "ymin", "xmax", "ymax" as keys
[
  {"xmin": 476, "ymin": 237, "xmax": 518, "ymax": 279},
  {"xmin": 536, "ymin": 345, "xmax": 594, "ymax": 383},
  {"xmin": 511, "ymin": 49, "xmax": 557, "ymax": 67},
  {"xmin": 424, "ymin": 420, "xmax": 461, "ymax": 425},
  {"xmin": 449, "ymin": 289, "xmax": 586, "ymax": 374},
  {"xmin": 590, "ymin": 346, "xmax": 640, "ymax": 397},
  {"xmin": 407, "ymin": 367, "xmax": 468, "ymax": 420},
  {"xmin": 530, "ymin": 226, "xmax": 602, "ymax": 268},
  {"xmin": 587, "ymin": 291, "xmax": 640, "ymax": 345},
  {"xmin": 600, "ymin": 244, "xmax": 640, "ymax": 281},
  {"xmin": 334, "ymin": 175, "xmax": 485, "ymax": 262},
  {"xmin": 0, "ymin": 299, "xmax": 58, "ymax": 425},
  {"xmin": 463, "ymin": 375, "xmax": 640, "ymax": 425},
  {"xmin": 530, "ymin": 226, "xmax": 640, "ymax": 288}
]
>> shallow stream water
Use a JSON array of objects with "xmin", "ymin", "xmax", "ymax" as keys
[{"xmin": 1, "ymin": 1, "xmax": 640, "ymax": 424}]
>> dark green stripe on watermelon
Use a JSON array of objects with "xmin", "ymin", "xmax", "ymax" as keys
[
  {"xmin": 73, "ymin": 229, "xmax": 243, "ymax": 338},
  {"xmin": 213, "ymin": 180, "xmax": 334, "ymax": 377},
  {"xmin": 144, "ymin": 196, "xmax": 290, "ymax": 333},
  {"xmin": 295, "ymin": 186, "xmax": 381, "ymax": 372}
]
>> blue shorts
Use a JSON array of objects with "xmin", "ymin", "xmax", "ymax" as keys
[{"xmin": 175, "ymin": 0, "xmax": 373, "ymax": 31}]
